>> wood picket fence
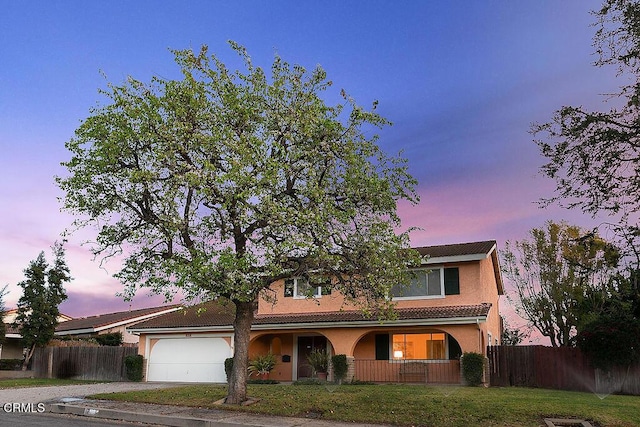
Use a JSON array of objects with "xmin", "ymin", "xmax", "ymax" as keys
[
  {"xmin": 33, "ymin": 346, "xmax": 138, "ymax": 381},
  {"xmin": 488, "ymin": 345, "xmax": 640, "ymax": 395}
]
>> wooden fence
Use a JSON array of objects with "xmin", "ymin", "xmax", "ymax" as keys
[
  {"xmin": 488, "ymin": 345, "xmax": 640, "ymax": 395},
  {"xmin": 33, "ymin": 346, "xmax": 138, "ymax": 381}
]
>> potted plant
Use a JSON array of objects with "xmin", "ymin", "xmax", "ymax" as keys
[
  {"xmin": 248, "ymin": 353, "xmax": 277, "ymax": 379},
  {"xmin": 307, "ymin": 348, "xmax": 330, "ymax": 380}
]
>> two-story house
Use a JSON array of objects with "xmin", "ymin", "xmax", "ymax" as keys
[{"xmin": 129, "ymin": 240, "xmax": 503, "ymax": 384}]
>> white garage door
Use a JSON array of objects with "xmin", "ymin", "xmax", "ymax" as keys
[{"xmin": 147, "ymin": 337, "xmax": 232, "ymax": 383}]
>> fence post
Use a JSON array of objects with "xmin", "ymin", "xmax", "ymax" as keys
[
  {"xmin": 47, "ymin": 349, "xmax": 53, "ymax": 379},
  {"xmin": 483, "ymin": 356, "xmax": 490, "ymax": 387}
]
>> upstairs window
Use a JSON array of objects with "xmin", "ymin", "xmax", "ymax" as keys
[
  {"xmin": 391, "ymin": 267, "xmax": 459, "ymax": 299},
  {"xmin": 284, "ymin": 278, "xmax": 330, "ymax": 298}
]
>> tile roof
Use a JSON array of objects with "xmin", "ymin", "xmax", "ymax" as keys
[
  {"xmin": 129, "ymin": 301, "xmax": 236, "ymax": 330},
  {"xmin": 4, "ymin": 324, "xmax": 20, "ymax": 335},
  {"xmin": 414, "ymin": 240, "xmax": 497, "ymax": 258},
  {"xmin": 55, "ymin": 304, "xmax": 181, "ymax": 332},
  {"xmin": 256, "ymin": 304, "xmax": 491, "ymax": 325},
  {"xmin": 129, "ymin": 300, "xmax": 491, "ymax": 331}
]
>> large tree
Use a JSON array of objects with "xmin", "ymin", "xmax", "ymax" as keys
[
  {"xmin": 14, "ymin": 243, "xmax": 70, "ymax": 370},
  {"xmin": 501, "ymin": 221, "xmax": 619, "ymax": 347},
  {"xmin": 533, "ymin": 0, "xmax": 640, "ymax": 221},
  {"xmin": 57, "ymin": 43, "xmax": 419, "ymax": 404}
]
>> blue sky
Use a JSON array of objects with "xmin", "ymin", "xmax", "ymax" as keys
[{"xmin": 0, "ymin": 1, "xmax": 617, "ymax": 324}]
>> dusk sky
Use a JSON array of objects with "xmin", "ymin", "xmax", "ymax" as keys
[{"xmin": 0, "ymin": 1, "xmax": 620, "ymax": 331}]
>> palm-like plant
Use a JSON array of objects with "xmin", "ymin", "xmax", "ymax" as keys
[
  {"xmin": 307, "ymin": 349, "xmax": 330, "ymax": 373},
  {"xmin": 248, "ymin": 353, "xmax": 277, "ymax": 377}
]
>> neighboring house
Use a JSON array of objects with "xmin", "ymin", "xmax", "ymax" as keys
[
  {"xmin": 1, "ymin": 309, "xmax": 73, "ymax": 359},
  {"xmin": 129, "ymin": 240, "xmax": 504, "ymax": 384},
  {"xmin": 0, "ymin": 305, "xmax": 180, "ymax": 359},
  {"xmin": 55, "ymin": 305, "xmax": 181, "ymax": 344}
]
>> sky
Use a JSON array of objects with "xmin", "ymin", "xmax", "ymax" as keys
[{"xmin": 0, "ymin": 1, "xmax": 621, "ymax": 329}]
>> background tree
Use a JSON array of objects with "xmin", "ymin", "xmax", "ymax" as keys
[
  {"xmin": 533, "ymin": 0, "xmax": 640, "ymax": 222},
  {"xmin": 501, "ymin": 221, "xmax": 619, "ymax": 347},
  {"xmin": 500, "ymin": 316, "xmax": 528, "ymax": 346},
  {"xmin": 577, "ymin": 313, "xmax": 640, "ymax": 370},
  {"xmin": 576, "ymin": 267, "xmax": 640, "ymax": 368},
  {"xmin": 57, "ymin": 43, "xmax": 419, "ymax": 404},
  {"xmin": 533, "ymin": 0, "xmax": 640, "ymax": 358},
  {"xmin": 14, "ymin": 243, "xmax": 70, "ymax": 370},
  {"xmin": 0, "ymin": 286, "xmax": 7, "ymax": 347}
]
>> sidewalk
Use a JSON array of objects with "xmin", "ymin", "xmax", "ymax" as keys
[{"xmin": 47, "ymin": 399, "xmax": 392, "ymax": 427}]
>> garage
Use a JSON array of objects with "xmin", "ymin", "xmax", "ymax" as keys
[{"xmin": 147, "ymin": 336, "xmax": 232, "ymax": 383}]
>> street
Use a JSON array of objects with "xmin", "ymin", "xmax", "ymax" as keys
[{"xmin": 0, "ymin": 411, "xmax": 157, "ymax": 426}]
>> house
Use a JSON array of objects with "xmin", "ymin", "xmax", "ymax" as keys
[
  {"xmin": 1, "ymin": 305, "xmax": 180, "ymax": 360},
  {"xmin": 1, "ymin": 309, "xmax": 73, "ymax": 359},
  {"xmin": 54, "ymin": 305, "xmax": 181, "ymax": 344},
  {"xmin": 129, "ymin": 240, "xmax": 503, "ymax": 384}
]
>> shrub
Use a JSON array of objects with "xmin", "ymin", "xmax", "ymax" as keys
[
  {"xmin": 331, "ymin": 354, "xmax": 348, "ymax": 382},
  {"xmin": 461, "ymin": 352, "xmax": 485, "ymax": 386},
  {"xmin": 224, "ymin": 357, "xmax": 234, "ymax": 382},
  {"xmin": 124, "ymin": 354, "xmax": 144, "ymax": 381},
  {"xmin": 0, "ymin": 359, "xmax": 22, "ymax": 370},
  {"xmin": 95, "ymin": 332, "xmax": 123, "ymax": 346},
  {"xmin": 577, "ymin": 315, "xmax": 640, "ymax": 370},
  {"xmin": 307, "ymin": 349, "xmax": 330, "ymax": 373},
  {"xmin": 248, "ymin": 353, "xmax": 277, "ymax": 377}
]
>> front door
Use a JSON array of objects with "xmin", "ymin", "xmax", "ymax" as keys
[{"xmin": 297, "ymin": 336, "xmax": 327, "ymax": 379}]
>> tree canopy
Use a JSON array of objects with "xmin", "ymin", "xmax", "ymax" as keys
[
  {"xmin": 14, "ymin": 243, "xmax": 70, "ymax": 370},
  {"xmin": 501, "ymin": 221, "xmax": 619, "ymax": 347},
  {"xmin": 57, "ymin": 42, "xmax": 419, "ymax": 403},
  {"xmin": 500, "ymin": 317, "xmax": 528, "ymax": 346},
  {"xmin": 533, "ymin": 0, "xmax": 640, "ymax": 220}
]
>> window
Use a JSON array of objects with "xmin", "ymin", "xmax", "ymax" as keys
[
  {"xmin": 392, "ymin": 333, "xmax": 446, "ymax": 360},
  {"xmin": 391, "ymin": 267, "xmax": 459, "ymax": 299},
  {"xmin": 284, "ymin": 278, "xmax": 330, "ymax": 298},
  {"xmin": 391, "ymin": 269, "xmax": 442, "ymax": 298}
]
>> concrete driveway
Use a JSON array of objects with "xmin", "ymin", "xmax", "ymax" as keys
[{"xmin": 0, "ymin": 382, "xmax": 184, "ymax": 403}]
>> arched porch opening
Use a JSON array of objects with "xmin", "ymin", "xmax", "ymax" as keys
[
  {"xmin": 248, "ymin": 331, "xmax": 335, "ymax": 381},
  {"xmin": 352, "ymin": 329, "xmax": 462, "ymax": 384}
]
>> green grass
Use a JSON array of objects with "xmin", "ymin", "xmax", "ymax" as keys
[
  {"xmin": 0, "ymin": 378, "xmax": 103, "ymax": 389},
  {"xmin": 89, "ymin": 383, "xmax": 640, "ymax": 427}
]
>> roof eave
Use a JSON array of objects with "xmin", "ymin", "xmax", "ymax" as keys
[
  {"xmin": 128, "ymin": 315, "xmax": 488, "ymax": 334},
  {"xmin": 55, "ymin": 307, "xmax": 182, "ymax": 335}
]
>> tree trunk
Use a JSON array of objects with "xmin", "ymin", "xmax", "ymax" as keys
[
  {"xmin": 22, "ymin": 344, "xmax": 35, "ymax": 371},
  {"xmin": 225, "ymin": 299, "xmax": 255, "ymax": 404}
]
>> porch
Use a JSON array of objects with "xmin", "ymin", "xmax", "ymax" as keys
[
  {"xmin": 353, "ymin": 359, "xmax": 461, "ymax": 384},
  {"xmin": 249, "ymin": 328, "xmax": 465, "ymax": 385}
]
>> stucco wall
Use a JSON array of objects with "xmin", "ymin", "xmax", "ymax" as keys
[
  {"xmin": 0, "ymin": 340, "xmax": 24, "ymax": 359},
  {"xmin": 257, "ymin": 258, "xmax": 501, "ymax": 316}
]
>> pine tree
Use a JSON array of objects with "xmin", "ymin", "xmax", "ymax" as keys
[{"xmin": 14, "ymin": 243, "xmax": 70, "ymax": 370}]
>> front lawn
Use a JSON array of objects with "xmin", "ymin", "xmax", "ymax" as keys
[
  {"xmin": 0, "ymin": 378, "xmax": 103, "ymax": 388},
  {"xmin": 90, "ymin": 383, "xmax": 640, "ymax": 427}
]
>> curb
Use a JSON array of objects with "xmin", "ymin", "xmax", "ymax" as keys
[{"xmin": 47, "ymin": 403, "xmax": 248, "ymax": 427}]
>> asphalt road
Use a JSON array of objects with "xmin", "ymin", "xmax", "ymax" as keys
[
  {"xmin": 0, "ymin": 411, "xmax": 162, "ymax": 426},
  {"xmin": 0, "ymin": 382, "xmax": 181, "ymax": 426}
]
